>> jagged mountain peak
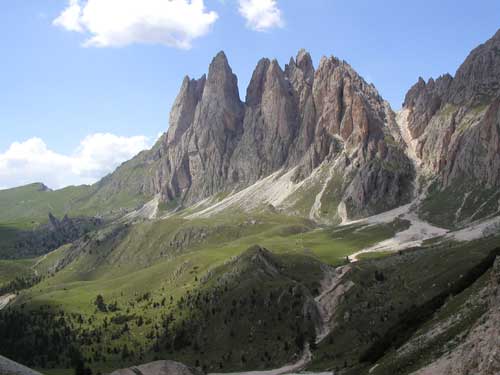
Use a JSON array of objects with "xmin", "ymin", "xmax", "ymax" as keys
[
  {"xmin": 87, "ymin": 49, "xmax": 414, "ymax": 221},
  {"xmin": 147, "ymin": 50, "xmax": 413, "ymax": 219},
  {"xmin": 448, "ymin": 28, "xmax": 500, "ymax": 105},
  {"xmin": 204, "ymin": 50, "xmax": 242, "ymax": 105},
  {"xmin": 167, "ymin": 74, "xmax": 206, "ymax": 145},
  {"xmin": 207, "ymin": 50, "xmax": 233, "ymax": 78},
  {"xmin": 405, "ymin": 28, "xmax": 500, "ymax": 110},
  {"xmin": 207, "ymin": 51, "xmax": 234, "ymax": 84},
  {"xmin": 246, "ymin": 57, "xmax": 271, "ymax": 105},
  {"xmin": 296, "ymin": 48, "xmax": 312, "ymax": 66},
  {"xmin": 285, "ymin": 49, "xmax": 315, "ymax": 87}
]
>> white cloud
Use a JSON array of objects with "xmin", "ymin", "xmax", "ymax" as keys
[
  {"xmin": 238, "ymin": 0, "xmax": 284, "ymax": 32},
  {"xmin": 53, "ymin": 0, "xmax": 84, "ymax": 32},
  {"xmin": 53, "ymin": 0, "xmax": 218, "ymax": 49},
  {"xmin": 0, "ymin": 133, "xmax": 151, "ymax": 190}
]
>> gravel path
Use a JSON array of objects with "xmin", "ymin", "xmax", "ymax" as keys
[{"xmin": 209, "ymin": 344, "xmax": 312, "ymax": 375}]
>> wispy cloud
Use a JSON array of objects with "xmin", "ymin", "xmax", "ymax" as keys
[
  {"xmin": 0, "ymin": 133, "xmax": 151, "ymax": 190},
  {"xmin": 53, "ymin": 0, "xmax": 218, "ymax": 49},
  {"xmin": 238, "ymin": 0, "xmax": 284, "ymax": 32}
]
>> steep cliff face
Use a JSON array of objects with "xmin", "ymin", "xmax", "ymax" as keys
[
  {"xmin": 401, "ymin": 30, "xmax": 500, "ymax": 227},
  {"xmin": 121, "ymin": 50, "xmax": 413, "ymax": 220}
]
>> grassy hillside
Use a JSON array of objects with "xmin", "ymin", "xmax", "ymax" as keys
[
  {"xmin": 0, "ymin": 206, "xmax": 498, "ymax": 375},
  {"xmin": 0, "ymin": 183, "xmax": 91, "ymax": 229},
  {"xmin": 0, "ymin": 209, "xmax": 407, "ymax": 374},
  {"xmin": 370, "ymin": 266, "xmax": 492, "ymax": 374},
  {"xmin": 1, "ymin": 161, "xmax": 498, "ymax": 375},
  {"xmin": 309, "ymin": 237, "xmax": 500, "ymax": 374},
  {"xmin": 0, "ymin": 258, "xmax": 35, "ymax": 288},
  {"xmin": 420, "ymin": 179, "xmax": 500, "ymax": 229}
]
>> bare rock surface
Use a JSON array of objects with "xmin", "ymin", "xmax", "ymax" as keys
[
  {"xmin": 402, "ymin": 28, "xmax": 500, "ymax": 186},
  {"xmin": 112, "ymin": 49, "xmax": 414, "ymax": 220},
  {"xmin": 0, "ymin": 355, "xmax": 42, "ymax": 375},
  {"xmin": 109, "ymin": 360, "xmax": 203, "ymax": 375},
  {"xmin": 400, "ymin": 29, "xmax": 500, "ymax": 226}
]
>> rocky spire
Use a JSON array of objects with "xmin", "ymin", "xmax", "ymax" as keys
[
  {"xmin": 167, "ymin": 75, "xmax": 205, "ymax": 145},
  {"xmin": 109, "ymin": 49, "xmax": 414, "ymax": 220},
  {"xmin": 169, "ymin": 51, "xmax": 244, "ymax": 203},
  {"xmin": 230, "ymin": 57, "xmax": 299, "ymax": 183},
  {"xmin": 295, "ymin": 49, "xmax": 314, "ymax": 84},
  {"xmin": 246, "ymin": 58, "xmax": 271, "ymax": 106},
  {"xmin": 199, "ymin": 51, "xmax": 243, "ymax": 130}
]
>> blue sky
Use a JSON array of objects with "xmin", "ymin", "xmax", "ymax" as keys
[{"xmin": 1, "ymin": 0, "xmax": 500, "ymax": 189}]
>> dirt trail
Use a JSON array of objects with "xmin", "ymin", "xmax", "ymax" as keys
[{"xmin": 209, "ymin": 344, "xmax": 311, "ymax": 375}]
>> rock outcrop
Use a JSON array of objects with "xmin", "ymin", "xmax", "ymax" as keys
[
  {"xmin": 109, "ymin": 360, "xmax": 203, "ymax": 375},
  {"xmin": 401, "ymin": 29, "xmax": 500, "ymax": 227},
  {"xmin": 0, "ymin": 355, "xmax": 42, "ymax": 375},
  {"xmin": 113, "ymin": 50, "xmax": 413, "ymax": 220}
]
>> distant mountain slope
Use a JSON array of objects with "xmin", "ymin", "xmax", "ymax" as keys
[
  {"xmin": 0, "ymin": 146, "xmax": 161, "ymax": 227},
  {"xmin": 0, "ymin": 183, "xmax": 90, "ymax": 227}
]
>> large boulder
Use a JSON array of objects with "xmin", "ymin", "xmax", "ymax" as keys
[{"xmin": 109, "ymin": 360, "xmax": 203, "ymax": 375}]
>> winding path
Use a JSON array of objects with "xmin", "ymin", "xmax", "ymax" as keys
[{"xmin": 209, "ymin": 345, "xmax": 312, "ymax": 375}]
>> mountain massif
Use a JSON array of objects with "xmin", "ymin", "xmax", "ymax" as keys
[
  {"xmin": 77, "ymin": 29, "xmax": 500, "ymax": 229},
  {"xmin": 100, "ymin": 48, "xmax": 414, "ymax": 223},
  {"xmin": 1, "ymin": 29, "xmax": 500, "ymax": 375}
]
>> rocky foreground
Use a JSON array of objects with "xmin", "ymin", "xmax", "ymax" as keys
[
  {"xmin": 0, "ymin": 355, "xmax": 42, "ymax": 375},
  {"xmin": 109, "ymin": 360, "xmax": 203, "ymax": 375}
]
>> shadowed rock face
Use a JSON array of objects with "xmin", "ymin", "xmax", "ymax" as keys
[{"xmin": 123, "ymin": 49, "xmax": 413, "ymax": 219}]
